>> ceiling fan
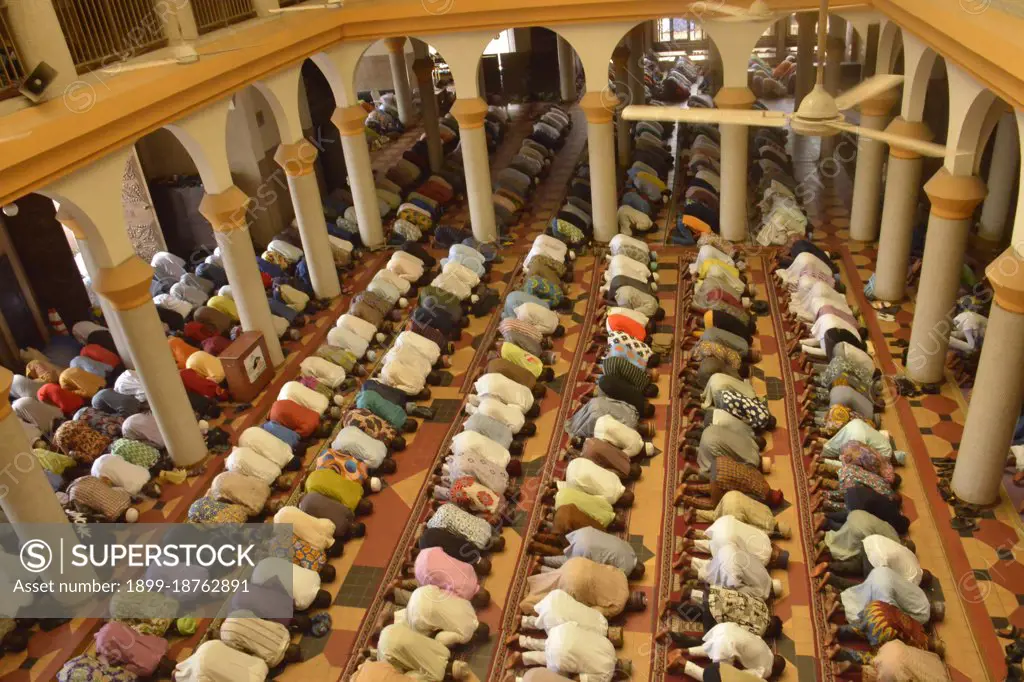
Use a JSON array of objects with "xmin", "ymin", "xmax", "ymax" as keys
[
  {"xmin": 269, "ymin": 0, "xmax": 343, "ymax": 13},
  {"xmin": 625, "ymin": 0, "xmax": 946, "ymax": 158},
  {"xmin": 100, "ymin": 44, "xmax": 262, "ymax": 73}
]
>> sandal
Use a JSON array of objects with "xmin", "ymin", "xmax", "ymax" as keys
[{"xmin": 951, "ymin": 516, "xmax": 978, "ymax": 531}]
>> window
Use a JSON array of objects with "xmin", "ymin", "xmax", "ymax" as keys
[
  {"xmin": 53, "ymin": 0, "xmax": 169, "ymax": 74},
  {"xmin": 484, "ymin": 29, "xmax": 515, "ymax": 56},
  {"xmin": 0, "ymin": 4, "xmax": 24, "ymax": 98},
  {"xmin": 656, "ymin": 18, "xmax": 704, "ymax": 45}
]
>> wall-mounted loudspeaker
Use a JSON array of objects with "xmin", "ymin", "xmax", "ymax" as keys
[{"xmin": 19, "ymin": 62, "xmax": 57, "ymax": 104}]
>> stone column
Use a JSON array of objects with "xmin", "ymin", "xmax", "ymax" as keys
[
  {"xmin": 873, "ymin": 118, "xmax": 933, "ymax": 301},
  {"xmin": 0, "ymin": 367, "xmax": 76, "ymax": 525},
  {"xmin": 580, "ymin": 91, "xmax": 619, "ymax": 243},
  {"xmin": 951, "ymin": 247, "xmax": 1024, "ymax": 504},
  {"xmin": 978, "ymin": 112, "xmax": 1020, "ymax": 244},
  {"xmin": 56, "ymin": 210, "xmax": 135, "ymax": 369},
  {"xmin": 906, "ymin": 169, "xmax": 987, "ymax": 384},
  {"xmin": 274, "ymin": 141, "xmax": 341, "ymax": 300},
  {"xmin": 412, "ymin": 41, "xmax": 444, "ymax": 173},
  {"xmin": 849, "ymin": 92, "xmax": 898, "ymax": 242},
  {"xmin": 714, "ymin": 86, "xmax": 757, "ymax": 242},
  {"xmin": 385, "ymin": 37, "xmax": 414, "ymax": 127},
  {"xmin": 92, "ymin": 257, "xmax": 207, "ymax": 466},
  {"xmin": 795, "ymin": 13, "xmax": 818, "ymax": 109},
  {"xmin": 331, "ymin": 106, "xmax": 386, "ymax": 249},
  {"xmin": 557, "ymin": 36, "xmax": 577, "ymax": 103},
  {"xmin": 450, "ymin": 97, "xmax": 498, "ymax": 243},
  {"xmin": 612, "ymin": 46, "xmax": 632, "ymax": 173},
  {"xmin": 198, "ymin": 186, "xmax": 286, "ymax": 367},
  {"xmin": 627, "ymin": 27, "xmax": 646, "ymax": 108}
]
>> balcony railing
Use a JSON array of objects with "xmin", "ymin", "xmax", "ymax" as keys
[
  {"xmin": 0, "ymin": 5, "xmax": 23, "ymax": 100},
  {"xmin": 192, "ymin": 0, "xmax": 256, "ymax": 35},
  {"xmin": 53, "ymin": 0, "xmax": 168, "ymax": 74}
]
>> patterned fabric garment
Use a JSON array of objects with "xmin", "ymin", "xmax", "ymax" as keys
[
  {"xmin": 848, "ymin": 600, "xmax": 929, "ymax": 650},
  {"xmin": 523, "ymin": 275, "xmax": 565, "ymax": 307},
  {"xmin": 831, "ymin": 464, "xmax": 896, "ymax": 500},
  {"xmin": 822, "ymin": 404, "xmax": 867, "ymax": 437},
  {"xmin": 717, "ymin": 391, "xmax": 773, "ymax": 430},
  {"xmin": 602, "ymin": 355, "xmax": 651, "ymax": 390},
  {"xmin": 54, "ymin": 421, "xmax": 111, "ymax": 464},
  {"xmin": 607, "ymin": 331, "xmax": 653, "ymax": 367},
  {"xmin": 270, "ymin": 534, "xmax": 327, "ymax": 573},
  {"xmin": 449, "ymin": 476, "xmax": 502, "ymax": 515},
  {"xmin": 343, "ymin": 408, "xmax": 398, "ymax": 444},
  {"xmin": 711, "ymin": 456, "xmax": 771, "ymax": 501},
  {"xmin": 57, "ymin": 655, "xmax": 138, "ymax": 682},
  {"xmin": 188, "ymin": 497, "xmax": 250, "ymax": 524},
  {"xmin": 426, "ymin": 503, "xmax": 493, "ymax": 549},
  {"xmin": 111, "ymin": 438, "xmax": 161, "ymax": 469},
  {"xmin": 499, "ymin": 318, "xmax": 544, "ymax": 346},
  {"xmin": 692, "ymin": 339, "xmax": 743, "ymax": 371},
  {"xmin": 839, "ymin": 442, "xmax": 895, "ymax": 483},
  {"xmin": 554, "ymin": 220, "xmax": 585, "ymax": 245},
  {"xmin": 316, "ymin": 344, "xmax": 358, "ymax": 372},
  {"xmin": 446, "ymin": 453, "xmax": 509, "ymax": 496},
  {"xmin": 74, "ymin": 408, "xmax": 124, "ymax": 440},
  {"xmin": 299, "ymin": 376, "xmax": 335, "ymax": 400},
  {"xmin": 316, "ymin": 450, "xmax": 370, "ymax": 484},
  {"xmin": 706, "ymin": 586, "xmax": 772, "ymax": 636}
]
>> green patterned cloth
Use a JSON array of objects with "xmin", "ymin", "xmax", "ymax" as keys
[{"xmin": 110, "ymin": 438, "xmax": 160, "ymax": 469}]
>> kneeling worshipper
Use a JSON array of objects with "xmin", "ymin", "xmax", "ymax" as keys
[
  {"xmin": 519, "ymin": 557, "xmax": 647, "ymax": 618},
  {"xmin": 514, "ymin": 588, "xmax": 621, "ymax": 646},
  {"xmin": 530, "ymin": 525, "xmax": 644, "ymax": 580},
  {"xmin": 379, "ymin": 584, "xmax": 489, "ymax": 646},
  {"xmin": 682, "ymin": 491, "xmax": 791, "ymax": 540},
  {"xmin": 675, "ymin": 543, "xmax": 783, "ymax": 601},
  {"xmin": 368, "ymin": 623, "xmax": 476, "ymax": 681},
  {"xmin": 657, "ymin": 585, "xmax": 782, "ymax": 644},
  {"xmin": 664, "ymin": 622, "xmax": 787, "ymax": 680},
  {"xmin": 504, "ymin": 622, "xmax": 631, "ymax": 682}
]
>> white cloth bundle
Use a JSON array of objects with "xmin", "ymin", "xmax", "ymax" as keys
[
  {"xmin": 373, "ymin": 268, "xmax": 412, "ymax": 295},
  {"xmin": 387, "ymin": 251, "xmax": 425, "ymax": 282},
  {"xmin": 225, "ymin": 447, "xmax": 282, "ymax": 486},
  {"xmin": 252, "ymin": 557, "xmax": 321, "ymax": 610},
  {"xmin": 474, "ymin": 373, "xmax": 533, "ymax": 413},
  {"xmin": 279, "ymin": 381, "xmax": 330, "ymax": 416},
  {"xmin": 430, "ymin": 271, "xmax": 472, "ymax": 300},
  {"xmin": 113, "ymin": 370, "xmax": 147, "ymax": 401},
  {"xmin": 466, "ymin": 396, "xmax": 525, "ymax": 433},
  {"xmin": 299, "ymin": 356, "xmax": 346, "ymax": 389},
  {"xmin": 91, "ymin": 454, "xmax": 151, "ymax": 496},
  {"xmin": 327, "ymin": 326, "xmax": 370, "ymax": 359},
  {"xmin": 277, "ymin": 284, "xmax": 310, "ymax": 312},
  {"xmin": 450, "ymin": 431, "xmax": 510, "ymax": 468},
  {"xmin": 268, "ymin": 239, "xmax": 304, "ymax": 264},
  {"xmin": 594, "ymin": 415, "xmax": 650, "ymax": 457},
  {"xmin": 238, "ymin": 427, "xmax": 293, "ymax": 467},
  {"xmin": 559, "ymin": 458, "xmax": 626, "ymax": 504},
  {"xmin": 338, "ymin": 313, "xmax": 377, "ymax": 342},
  {"xmin": 172, "ymin": 640, "xmax": 268, "ymax": 682},
  {"xmin": 514, "ymin": 302, "xmax": 560, "ymax": 335},
  {"xmin": 274, "ymin": 506, "xmax": 335, "ymax": 550},
  {"xmin": 441, "ymin": 261, "xmax": 480, "ymax": 289},
  {"xmin": 394, "ymin": 331, "xmax": 441, "ymax": 366},
  {"xmin": 153, "ymin": 294, "xmax": 192, "ymax": 318}
]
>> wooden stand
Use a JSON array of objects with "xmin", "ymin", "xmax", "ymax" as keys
[{"xmin": 219, "ymin": 331, "xmax": 273, "ymax": 402}]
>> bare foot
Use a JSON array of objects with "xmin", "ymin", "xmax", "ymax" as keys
[{"xmin": 504, "ymin": 652, "xmax": 522, "ymax": 671}]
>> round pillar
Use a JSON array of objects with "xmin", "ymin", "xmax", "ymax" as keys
[
  {"xmin": 978, "ymin": 112, "xmax": 1019, "ymax": 244},
  {"xmin": 274, "ymin": 141, "xmax": 341, "ymax": 300},
  {"xmin": 92, "ymin": 257, "xmax": 207, "ymax": 466},
  {"xmin": 714, "ymin": 86, "xmax": 756, "ymax": 242},
  {"xmin": 580, "ymin": 91, "xmax": 619, "ymax": 244},
  {"xmin": 0, "ymin": 368, "xmax": 76, "ymax": 525},
  {"xmin": 906, "ymin": 169, "xmax": 987, "ymax": 384},
  {"xmin": 450, "ymin": 97, "xmax": 498, "ymax": 243},
  {"xmin": 385, "ymin": 37, "xmax": 414, "ymax": 127},
  {"xmin": 951, "ymin": 247, "xmax": 1024, "ymax": 504},
  {"xmin": 873, "ymin": 118, "xmax": 933, "ymax": 301},
  {"xmin": 56, "ymin": 209, "xmax": 135, "ymax": 369},
  {"xmin": 612, "ymin": 46, "xmax": 632, "ymax": 173},
  {"xmin": 556, "ymin": 36, "xmax": 577, "ymax": 103},
  {"xmin": 331, "ymin": 106, "xmax": 386, "ymax": 249},
  {"xmin": 849, "ymin": 92, "xmax": 898, "ymax": 242},
  {"xmin": 794, "ymin": 13, "xmax": 818, "ymax": 109},
  {"xmin": 198, "ymin": 186, "xmax": 286, "ymax": 367},
  {"xmin": 412, "ymin": 44, "xmax": 444, "ymax": 173}
]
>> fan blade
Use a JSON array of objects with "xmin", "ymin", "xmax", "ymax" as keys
[
  {"xmin": 268, "ymin": 3, "xmax": 335, "ymax": 11},
  {"xmin": 827, "ymin": 121, "xmax": 947, "ymax": 158},
  {"xmin": 834, "ymin": 74, "xmax": 904, "ymax": 111},
  {"xmin": 622, "ymin": 105, "xmax": 789, "ymax": 127},
  {"xmin": 101, "ymin": 58, "xmax": 179, "ymax": 73},
  {"xmin": 698, "ymin": 3, "xmax": 751, "ymax": 17}
]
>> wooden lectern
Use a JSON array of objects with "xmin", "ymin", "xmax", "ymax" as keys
[{"xmin": 219, "ymin": 331, "xmax": 273, "ymax": 402}]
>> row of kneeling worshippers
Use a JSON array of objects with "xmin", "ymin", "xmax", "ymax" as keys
[
  {"xmin": 615, "ymin": 118, "xmax": 676, "ymax": 238},
  {"xmin": 772, "ymin": 239, "xmax": 951, "ymax": 681},
  {"xmin": 105, "ymin": 247, "xmax": 447, "ymax": 680},
  {"xmin": 649, "ymin": 54, "xmax": 704, "ymax": 103},
  {"xmin": 349, "ymin": 235, "xmax": 575, "ymax": 682},
  {"xmin": 494, "ymin": 234, "xmax": 665, "ymax": 682},
  {"xmin": 658, "ymin": 236, "xmax": 791, "ymax": 682},
  {"xmin": 381, "ymin": 109, "xmax": 468, "ymax": 245},
  {"xmin": 492, "ymin": 106, "xmax": 572, "ymax": 241}
]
